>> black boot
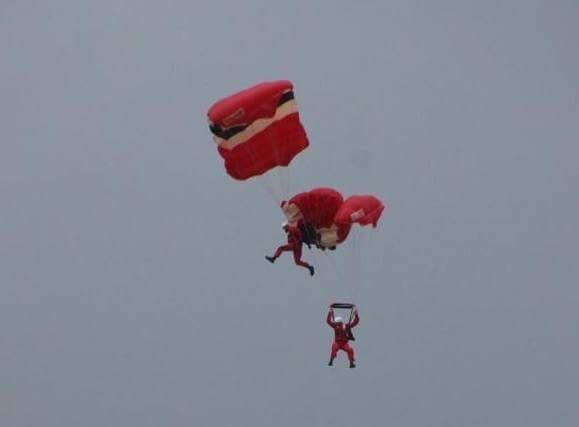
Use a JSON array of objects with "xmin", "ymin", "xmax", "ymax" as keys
[
  {"xmin": 308, "ymin": 265, "xmax": 315, "ymax": 276},
  {"xmin": 349, "ymin": 361, "xmax": 356, "ymax": 368},
  {"xmin": 328, "ymin": 358, "xmax": 334, "ymax": 366},
  {"xmin": 265, "ymin": 256, "xmax": 275, "ymax": 264}
]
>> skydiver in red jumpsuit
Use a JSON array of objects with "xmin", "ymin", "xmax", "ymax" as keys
[
  {"xmin": 265, "ymin": 223, "xmax": 315, "ymax": 276},
  {"xmin": 327, "ymin": 307, "xmax": 359, "ymax": 368}
]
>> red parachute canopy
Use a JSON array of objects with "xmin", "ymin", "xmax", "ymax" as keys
[
  {"xmin": 207, "ymin": 80, "xmax": 309, "ymax": 180},
  {"xmin": 334, "ymin": 195, "xmax": 385, "ymax": 242},
  {"xmin": 282, "ymin": 189, "xmax": 385, "ymax": 248},
  {"xmin": 283, "ymin": 188, "xmax": 343, "ymax": 229},
  {"xmin": 335, "ymin": 195, "xmax": 385, "ymax": 227}
]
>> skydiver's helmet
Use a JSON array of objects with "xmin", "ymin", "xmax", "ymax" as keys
[{"xmin": 334, "ymin": 316, "xmax": 343, "ymax": 324}]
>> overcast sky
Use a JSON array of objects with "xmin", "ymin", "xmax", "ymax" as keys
[{"xmin": 1, "ymin": 1, "xmax": 579, "ymax": 426}]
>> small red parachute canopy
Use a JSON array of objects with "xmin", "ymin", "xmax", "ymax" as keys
[
  {"xmin": 334, "ymin": 195, "xmax": 385, "ymax": 243},
  {"xmin": 207, "ymin": 80, "xmax": 309, "ymax": 180}
]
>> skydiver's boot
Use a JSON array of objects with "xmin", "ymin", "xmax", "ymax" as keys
[
  {"xmin": 349, "ymin": 361, "xmax": 356, "ymax": 368},
  {"xmin": 328, "ymin": 358, "xmax": 334, "ymax": 366},
  {"xmin": 265, "ymin": 256, "xmax": 275, "ymax": 264},
  {"xmin": 308, "ymin": 265, "xmax": 315, "ymax": 276}
]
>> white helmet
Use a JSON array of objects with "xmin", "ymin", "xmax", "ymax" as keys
[{"xmin": 334, "ymin": 316, "xmax": 343, "ymax": 323}]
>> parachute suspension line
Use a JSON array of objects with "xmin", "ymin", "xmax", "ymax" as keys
[
  {"xmin": 347, "ymin": 305, "xmax": 355, "ymax": 325},
  {"xmin": 315, "ymin": 228, "xmax": 370, "ymax": 306},
  {"xmin": 260, "ymin": 173, "xmax": 284, "ymax": 205},
  {"xmin": 347, "ymin": 227, "xmax": 371, "ymax": 304},
  {"xmin": 313, "ymin": 249, "xmax": 339, "ymax": 305},
  {"xmin": 324, "ymin": 246, "xmax": 357, "ymax": 305},
  {"xmin": 361, "ymin": 230, "xmax": 372, "ymax": 297},
  {"xmin": 278, "ymin": 165, "xmax": 292, "ymax": 201},
  {"xmin": 347, "ymin": 231, "xmax": 363, "ymax": 304}
]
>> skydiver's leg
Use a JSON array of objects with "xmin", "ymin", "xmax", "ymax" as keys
[
  {"xmin": 329, "ymin": 342, "xmax": 339, "ymax": 366},
  {"xmin": 266, "ymin": 245, "xmax": 293, "ymax": 263},
  {"xmin": 343, "ymin": 343, "xmax": 355, "ymax": 362},
  {"xmin": 342, "ymin": 343, "xmax": 356, "ymax": 368},
  {"xmin": 292, "ymin": 246, "xmax": 315, "ymax": 276},
  {"xmin": 274, "ymin": 245, "xmax": 293, "ymax": 259}
]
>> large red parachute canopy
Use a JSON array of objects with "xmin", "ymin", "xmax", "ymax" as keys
[
  {"xmin": 282, "ymin": 188, "xmax": 385, "ymax": 248},
  {"xmin": 207, "ymin": 80, "xmax": 309, "ymax": 180}
]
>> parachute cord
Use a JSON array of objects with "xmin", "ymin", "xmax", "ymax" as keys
[
  {"xmin": 316, "ymin": 249, "xmax": 360, "ymax": 321},
  {"xmin": 312, "ymin": 249, "xmax": 337, "ymax": 306},
  {"xmin": 319, "ymin": 247, "xmax": 353, "ymax": 304},
  {"xmin": 347, "ymin": 232, "xmax": 362, "ymax": 304},
  {"xmin": 259, "ymin": 174, "xmax": 283, "ymax": 205},
  {"xmin": 312, "ymin": 229, "xmax": 373, "ymax": 307},
  {"xmin": 264, "ymin": 107, "xmax": 294, "ymax": 201},
  {"xmin": 278, "ymin": 166, "xmax": 291, "ymax": 201}
]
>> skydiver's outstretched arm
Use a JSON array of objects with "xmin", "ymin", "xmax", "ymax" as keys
[
  {"xmin": 326, "ymin": 309, "xmax": 336, "ymax": 327},
  {"xmin": 350, "ymin": 310, "xmax": 360, "ymax": 328}
]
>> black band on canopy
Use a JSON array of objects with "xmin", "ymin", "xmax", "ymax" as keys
[
  {"xmin": 277, "ymin": 90, "xmax": 294, "ymax": 106},
  {"xmin": 209, "ymin": 91, "xmax": 295, "ymax": 140}
]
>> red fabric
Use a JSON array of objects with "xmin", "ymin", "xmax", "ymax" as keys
[
  {"xmin": 331, "ymin": 342, "xmax": 355, "ymax": 362},
  {"xmin": 217, "ymin": 114, "xmax": 307, "ymax": 179},
  {"xmin": 334, "ymin": 195, "xmax": 385, "ymax": 242},
  {"xmin": 335, "ymin": 223, "xmax": 352, "ymax": 244},
  {"xmin": 208, "ymin": 81, "xmax": 292, "ymax": 126},
  {"xmin": 284, "ymin": 225, "xmax": 303, "ymax": 244},
  {"xmin": 326, "ymin": 311, "xmax": 359, "ymax": 344},
  {"xmin": 284, "ymin": 188, "xmax": 385, "ymax": 247},
  {"xmin": 334, "ymin": 195, "xmax": 385, "ymax": 227},
  {"xmin": 288, "ymin": 188, "xmax": 344, "ymax": 229},
  {"xmin": 327, "ymin": 311, "xmax": 359, "ymax": 362},
  {"xmin": 208, "ymin": 80, "xmax": 309, "ymax": 180}
]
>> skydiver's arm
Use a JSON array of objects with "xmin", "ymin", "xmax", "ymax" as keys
[
  {"xmin": 326, "ymin": 310, "xmax": 335, "ymax": 327},
  {"xmin": 350, "ymin": 311, "xmax": 360, "ymax": 328}
]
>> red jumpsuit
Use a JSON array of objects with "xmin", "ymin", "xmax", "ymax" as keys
[
  {"xmin": 327, "ymin": 311, "xmax": 359, "ymax": 362},
  {"xmin": 271, "ymin": 226, "xmax": 312, "ymax": 270}
]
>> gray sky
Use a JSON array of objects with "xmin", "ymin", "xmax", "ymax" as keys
[{"xmin": 1, "ymin": 1, "xmax": 579, "ymax": 426}]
